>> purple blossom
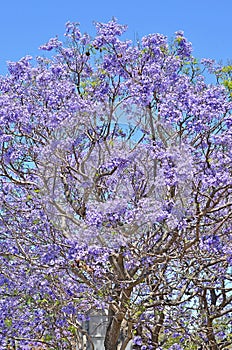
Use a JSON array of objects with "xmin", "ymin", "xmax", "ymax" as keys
[
  {"xmin": 133, "ymin": 335, "xmax": 143, "ymax": 346},
  {"xmin": 39, "ymin": 37, "xmax": 62, "ymax": 51}
]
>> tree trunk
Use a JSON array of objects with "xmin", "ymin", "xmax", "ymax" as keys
[
  {"xmin": 104, "ymin": 286, "xmax": 132, "ymax": 350},
  {"xmin": 207, "ymin": 318, "xmax": 218, "ymax": 350},
  {"xmin": 104, "ymin": 308, "xmax": 125, "ymax": 350}
]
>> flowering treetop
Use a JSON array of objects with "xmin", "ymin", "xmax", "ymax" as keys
[{"xmin": 0, "ymin": 19, "xmax": 231, "ymax": 350}]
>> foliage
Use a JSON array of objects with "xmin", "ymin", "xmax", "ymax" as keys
[{"xmin": 0, "ymin": 19, "xmax": 231, "ymax": 350}]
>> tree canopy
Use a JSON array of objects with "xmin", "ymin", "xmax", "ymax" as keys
[{"xmin": 0, "ymin": 19, "xmax": 231, "ymax": 350}]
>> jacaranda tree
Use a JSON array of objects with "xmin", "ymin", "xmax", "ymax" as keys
[{"xmin": 0, "ymin": 19, "xmax": 231, "ymax": 350}]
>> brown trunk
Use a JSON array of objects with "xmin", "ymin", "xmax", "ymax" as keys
[
  {"xmin": 207, "ymin": 318, "xmax": 218, "ymax": 350},
  {"xmin": 152, "ymin": 311, "xmax": 164, "ymax": 346},
  {"xmin": 104, "ymin": 288, "xmax": 132, "ymax": 350},
  {"xmin": 104, "ymin": 308, "xmax": 124, "ymax": 350}
]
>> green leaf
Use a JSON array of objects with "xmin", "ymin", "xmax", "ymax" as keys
[
  {"xmin": 221, "ymin": 65, "xmax": 232, "ymax": 73},
  {"xmin": 4, "ymin": 319, "xmax": 12, "ymax": 327},
  {"xmin": 68, "ymin": 325, "xmax": 77, "ymax": 334},
  {"xmin": 223, "ymin": 80, "xmax": 232, "ymax": 90},
  {"xmin": 43, "ymin": 334, "xmax": 53, "ymax": 341}
]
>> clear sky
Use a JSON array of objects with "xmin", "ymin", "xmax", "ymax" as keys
[{"xmin": 0, "ymin": 0, "xmax": 231, "ymax": 75}]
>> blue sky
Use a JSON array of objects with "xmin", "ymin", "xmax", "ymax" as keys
[{"xmin": 0, "ymin": 0, "xmax": 231, "ymax": 75}]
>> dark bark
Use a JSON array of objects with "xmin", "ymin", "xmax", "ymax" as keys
[
  {"xmin": 104, "ymin": 308, "xmax": 125, "ymax": 350},
  {"xmin": 152, "ymin": 311, "xmax": 165, "ymax": 346},
  {"xmin": 207, "ymin": 318, "xmax": 219, "ymax": 350},
  {"xmin": 104, "ymin": 288, "xmax": 132, "ymax": 350}
]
